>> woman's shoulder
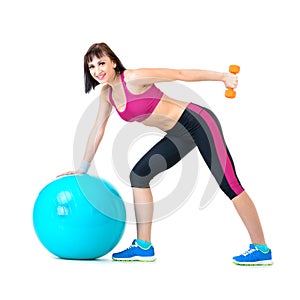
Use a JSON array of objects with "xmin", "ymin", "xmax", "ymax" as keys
[
  {"xmin": 123, "ymin": 69, "xmax": 152, "ymax": 86},
  {"xmin": 101, "ymin": 84, "xmax": 110, "ymax": 92},
  {"xmin": 124, "ymin": 68, "xmax": 179, "ymax": 85},
  {"xmin": 123, "ymin": 69, "xmax": 135, "ymax": 81},
  {"xmin": 100, "ymin": 84, "xmax": 111, "ymax": 102}
]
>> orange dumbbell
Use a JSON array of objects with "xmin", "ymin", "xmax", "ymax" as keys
[{"xmin": 225, "ymin": 65, "xmax": 240, "ymax": 98}]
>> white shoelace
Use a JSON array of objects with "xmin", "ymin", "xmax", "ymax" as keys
[
  {"xmin": 126, "ymin": 241, "xmax": 138, "ymax": 250},
  {"xmin": 242, "ymin": 248, "xmax": 256, "ymax": 257}
]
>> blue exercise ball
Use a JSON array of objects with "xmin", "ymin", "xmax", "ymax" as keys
[{"xmin": 33, "ymin": 174, "xmax": 126, "ymax": 260}]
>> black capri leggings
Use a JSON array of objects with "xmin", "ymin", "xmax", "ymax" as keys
[{"xmin": 129, "ymin": 103, "xmax": 244, "ymax": 199}]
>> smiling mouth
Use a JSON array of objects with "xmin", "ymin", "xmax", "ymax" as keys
[{"xmin": 96, "ymin": 74, "xmax": 105, "ymax": 81}]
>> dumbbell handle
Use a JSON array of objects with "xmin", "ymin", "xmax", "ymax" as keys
[{"xmin": 225, "ymin": 65, "xmax": 240, "ymax": 98}]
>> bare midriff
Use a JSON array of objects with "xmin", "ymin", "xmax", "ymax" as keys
[{"xmin": 142, "ymin": 94, "xmax": 189, "ymax": 131}]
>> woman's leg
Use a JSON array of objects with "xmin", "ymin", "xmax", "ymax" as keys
[
  {"xmin": 232, "ymin": 191, "xmax": 272, "ymax": 265},
  {"xmin": 132, "ymin": 187, "xmax": 153, "ymax": 242},
  {"xmin": 185, "ymin": 104, "xmax": 267, "ymax": 244},
  {"xmin": 112, "ymin": 131, "xmax": 195, "ymax": 261},
  {"xmin": 232, "ymin": 191, "xmax": 266, "ymax": 244},
  {"xmin": 129, "ymin": 133, "xmax": 195, "ymax": 242}
]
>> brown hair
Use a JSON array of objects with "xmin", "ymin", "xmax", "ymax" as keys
[{"xmin": 84, "ymin": 43, "xmax": 126, "ymax": 93}]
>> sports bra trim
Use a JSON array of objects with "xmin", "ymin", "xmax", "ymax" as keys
[{"xmin": 109, "ymin": 72, "xmax": 157, "ymax": 111}]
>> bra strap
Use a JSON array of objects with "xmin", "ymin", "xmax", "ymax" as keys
[{"xmin": 120, "ymin": 71, "xmax": 126, "ymax": 87}]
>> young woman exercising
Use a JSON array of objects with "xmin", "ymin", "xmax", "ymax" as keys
[{"xmin": 60, "ymin": 43, "xmax": 272, "ymax": 265}]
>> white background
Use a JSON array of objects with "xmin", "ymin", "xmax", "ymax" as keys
[{"xmin": 1, "ymin": 0, "xmax": 299, "ymax": 299}]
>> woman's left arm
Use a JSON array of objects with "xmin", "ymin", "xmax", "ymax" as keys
[{"xmin": 128, "ymin": 68, "xmax": 237, "ymax": 88}]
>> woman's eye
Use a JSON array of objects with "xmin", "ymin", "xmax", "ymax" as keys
[
  {"xmin": 99, "ymin": 62, "xmax": 105, "ymax": 66},
  {"xmin": 88, "ymin": 65, "xmax": 94, "ymax": 69}
]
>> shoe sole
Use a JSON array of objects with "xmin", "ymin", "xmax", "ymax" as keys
[
  {"xmin": 112, "ymin": 256, "xmax": 156, "ymax": 262},
  {"xmin": 233, "ymin": 260, "xmax": 273, "ymax": 266}
]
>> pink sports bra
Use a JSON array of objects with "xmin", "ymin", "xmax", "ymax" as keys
[{"xmin": 109, "ymin": 72, "xmax": 164, "ymax": 122}]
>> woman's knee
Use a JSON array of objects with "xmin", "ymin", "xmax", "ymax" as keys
[{"xmin": 129, "ymin": 167, "xmax": 152, "ymax": 188}]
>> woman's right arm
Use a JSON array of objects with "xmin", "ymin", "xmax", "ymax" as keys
[{"xmin": 58, "ymin": 87, "xmax": 112, "ymax": 177}]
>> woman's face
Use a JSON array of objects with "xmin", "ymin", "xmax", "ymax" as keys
[{"xmin": 87, "ymin": 55, "xmax": 116, "ymax": 84}]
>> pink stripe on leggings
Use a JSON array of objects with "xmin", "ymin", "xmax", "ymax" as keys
[{"xmin": 188, "ymin": 103, "xmax": 244, "ymax": 196}]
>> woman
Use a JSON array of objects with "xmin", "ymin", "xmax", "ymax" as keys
[{"xmin": 60, "ymin": 42, "xmax": 272, "ymax": 265}]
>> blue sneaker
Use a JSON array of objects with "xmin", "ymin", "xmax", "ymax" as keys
[
  {"xmin": 233, "ymin": 244, "xmax": 273, "ymax": 266},
  {"xmin": 112, "ymin": 239, "xmax": 156, "ymax": 262}
]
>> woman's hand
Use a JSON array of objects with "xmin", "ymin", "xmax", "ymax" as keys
[
  {"xmin": 223, "ymin": 73, "xmax": 238, "ymax": 89},
  {"xmin": 56, "ymin": 170, "xmax": 84, "ymax": 178}
]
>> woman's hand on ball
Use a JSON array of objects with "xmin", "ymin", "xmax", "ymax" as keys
[{"xmin": 56, "ymin": 170, "xmax": 84, "ymax": 178}]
